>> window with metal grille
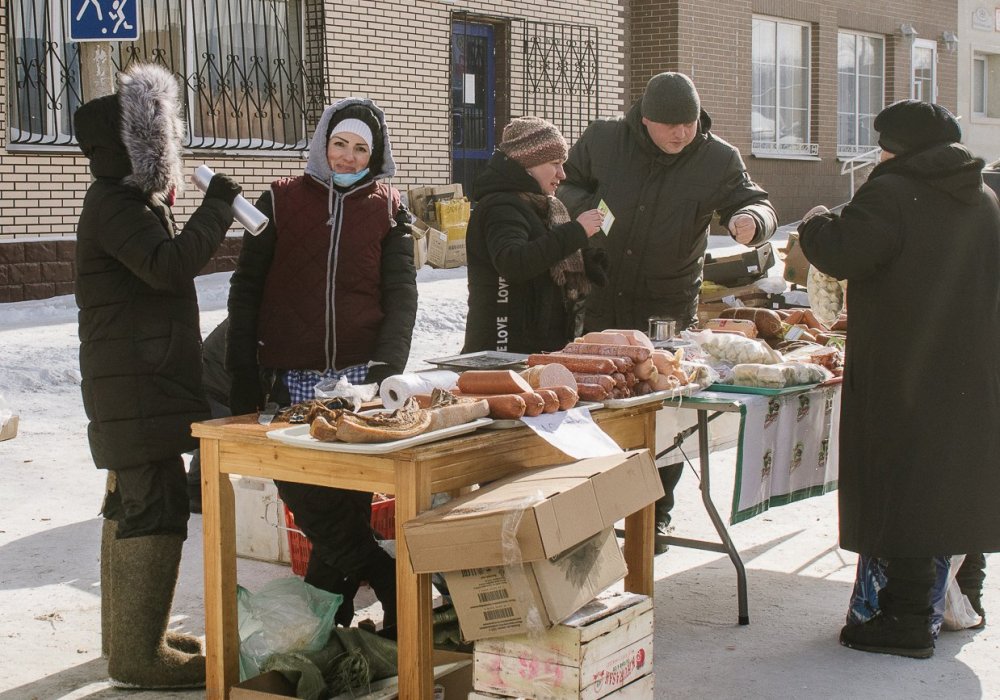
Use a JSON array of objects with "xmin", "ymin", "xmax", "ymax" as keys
[
  {"xmin": 520, "ymin": 19, "xmax": 599, "ymax": 145},
  {"xmin": 7, "ymin": 0, "xmax": 324, "ymax": 151},
  {"xmin": 837, "ymin": 31, "xmax": 884, "ymax": 158}
]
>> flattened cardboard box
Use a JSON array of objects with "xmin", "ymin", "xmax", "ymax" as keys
[
  {"xmin": 443, "ymin": 528, "xmax": 627, "ymax": 641},
  {"xmin": 231, "ymin": 650, "xmax": 471, "ymax": 699},
  {"xmin": 403, "ymin": 449, "xmax": 662, "ymax": 574}
]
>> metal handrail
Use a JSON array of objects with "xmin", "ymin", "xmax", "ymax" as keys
[{"xmin": 840, "ymin": 147, "xmax": 881, "ymax": 196}]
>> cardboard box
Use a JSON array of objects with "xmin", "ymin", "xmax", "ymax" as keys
[
  {"xmin": 231, "ymin": 651, "xmax": 472, "ymax": 700},
  {"xmin": 473, "ymin": 592, "xmax": 652, "ymax": 698},
  {"xmin": 408, "ymin": 184, "xmax": 464, "ymax": 226},
  {"xmin": 426, "ymin": 227, "xmax": 467, "ymax": 269},
  {"xmin": 408, "ymin": 220, "xmax": 431, "ymax": 269},
  {"xmin": 232, "ymin": 476, "xmax": 291, "ymax": 566},
  {"xmin": 703, "ymin": 242, "xmax": 774, "ymax": 287},
  {"xmin": 781, "ymin": 232, "xmax": 810, "ymax": 287},
  {"xmin": 444, "ymin": 528, "xmax": 627, "ymax": 641},
  {"xmin": 0, "ymin": 413, "xmax": 18, "ymax": 442},
  {"xmin": 469, "ymin": 673, "xmax": 655, "ymax": 699},
  {"xmin": 436, "ymin": 197, "xmax": 471, "ymax": 229},
  {"xmin": 403, "ymin": 450, "xmax": 662, "ymax": 574}
]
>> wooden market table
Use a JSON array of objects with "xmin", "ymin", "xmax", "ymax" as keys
[{"xmin": 193, "ymin": 401, "xmax": 660, "ymax": 699}]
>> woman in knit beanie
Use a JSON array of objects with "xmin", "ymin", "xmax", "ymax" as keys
[{"xmin": 463, "ymin": 117, "xmax": 607, "ymax": 354}]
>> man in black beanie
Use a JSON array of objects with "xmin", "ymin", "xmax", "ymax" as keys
[
  {"xmin": 559, "ymin": 71, "xmax": 777, "ymax": 551},
  {"xmin": 798, "ymin": 100, "xmax": 1000, "ymax": 658}
]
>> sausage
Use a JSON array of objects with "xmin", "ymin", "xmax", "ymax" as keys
[
  {"xmin": 518, "ymin": 391, "xmax": 546, "ymax": 417},
  {"xmin": 549, "ymin": 385, "xmax": 579, "ymax": 410},
  {"xmin": 426, "ymin": 399, "xmax": 491, "ymax": 431},
  {"xmin": 571, "ymin": 373, "xmax": 615, "ymax": 392},
  {"xmin": 577, "ymin": 331, "xmax": 630, "ymax": 346},
  {"xmin": 536, "ymin": 389, "xmax": 560, "ymax": 413},
  {"xmin": 602, "ymin": 328, "xmax": 655, "ymax": 350},
  {"xmin": 576, "ymin": 383, "xmax": 609, "ymax": 401},
  {"xmin": 633, "ymin": 357, "xmax": 655, "ymax": 380},
  {"xmin": 519, "ymin": 363, "xmax": 577, "ymax": 391},
  {"xmin": 559, "ymin": 342, "xmax": 651, "ymax": 363},
  {"xmin": 457, "ymin": 369, "xmax": 532, "ymax": 395},
  {"xmin": 718, "ymin": 307, "xmax": 784, "ymax": 338},
  {"xmin": 800, "ymin": 308, "xmax": 830, "ymax": 331},
  {"xmin": 650, "ymin": 349, "xmax": 679, "ymax": 375},
  {"xmin": 783, "ymin": 309, "xmax": 805, "ymax": 326},
  {"xmin": 528, "ymin": 353, "xmax": 617, "ymax": 375},
  {"xmin": 482, "ymin": 394, "xmax": 527, "ymax": 420},
  {"xmin": 705, "ymin": 318, "xmax": 758, "ymax": 338},
  {"xmin": 611, "ymin": 372, "xmax": 627, "ymax": 389}
]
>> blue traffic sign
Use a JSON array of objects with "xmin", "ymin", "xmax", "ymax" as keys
[{"xmin": 70, "ymin": 0, "xmax": 139, "ymax": 42}]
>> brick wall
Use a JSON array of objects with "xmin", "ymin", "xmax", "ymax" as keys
[
  {"xmin": 628, "ymin": 0, "xmax": 958, "ymax": 224},
  {"xmin": 1, "ymin": 0, "xmax": 624, "ymax": 302}
]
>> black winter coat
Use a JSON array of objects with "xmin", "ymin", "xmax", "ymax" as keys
[
  {"xmin": 74, "ymin": 77, "xmax": 233, "ymax": 470},
  {"xmin": 559, "ymin": 103, "xmax": 777, "ymax": 330},
  {"xmin": 463, "ymin": 152, "xmax": 592, "ymax": 354},
  {"xmin": 799, "ymin": 144, "xmax": 1000, "ymax": 557}
]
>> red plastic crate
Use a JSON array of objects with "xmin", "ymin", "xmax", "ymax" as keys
[{"xmin": 283, "ymin": 497, "xmax": 396, "ymax": 576}]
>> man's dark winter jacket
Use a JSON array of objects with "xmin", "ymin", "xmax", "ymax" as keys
[
  {"xmin": 559, "ymin": 103, "xmax": 777, "ymax": 330},
  {"xmin": 227, "ymin": 98, "xmax": 417, "ymax": 391},
  {"xmin": 74, "ymin": 65, "xmax": 234, "ymax": 470},
  {"xmin": 463, "ymin": 151, "xmax": 593, "ymax": 354},
  {"xmin": 799, "ymin": 143, "xmax": 1000, "ymax": 557}
]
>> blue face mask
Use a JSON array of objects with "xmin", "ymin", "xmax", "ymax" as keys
[{"xmin": 332, "ymin": 168, "xmax": 370, "ymax": 187}]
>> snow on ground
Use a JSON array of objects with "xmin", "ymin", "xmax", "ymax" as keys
[{"xmin": 1, "ymin": 235, "xmax": 997, "ymax": 698}]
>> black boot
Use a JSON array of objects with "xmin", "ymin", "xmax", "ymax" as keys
[
  {"xmin": 364, "ymin": 549, "xmax": 398, "ymax": 634},
  {"xmin": 303, "ymin": 551, "xmax": 360, "ymax": 627},
  {"xmin": 956, "ymin": 554, "xmax": 987, "ymax": 629},
  {"xmin": 653, "ymin": 463, "xmax": 683, "ymax": 555},
  {"xmin": 840, "ymin": 613, "xmax": 934, "ymax": 659}
]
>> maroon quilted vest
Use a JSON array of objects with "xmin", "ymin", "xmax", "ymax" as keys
[{"xmin": 257, "ymin": 175, "xmax": 397, "ymax": 370}]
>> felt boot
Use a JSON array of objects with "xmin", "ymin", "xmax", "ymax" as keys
[
  {"xmin": 106, "ymin": 534, "xmax": 205, "ymax": 689},
  {"xmin": 100, "ymin": 519, "xmax": 202, "ymax": 657},
  {"xmin": 839, "ymin": 613, "xmax": 934, "ymax": 659}
]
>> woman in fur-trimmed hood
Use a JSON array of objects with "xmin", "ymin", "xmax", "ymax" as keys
[
  {"xmin": 225, "ymin": 97, "xmax": 417, "ymax": 631},
  {"xmin": 74, "ymin": 62, "xmax": 241, "ymax": 689}
]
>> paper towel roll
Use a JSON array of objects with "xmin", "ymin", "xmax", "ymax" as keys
[{"xmin": 379, "ymin": 371, "xmax": 459, "ymax": 410}]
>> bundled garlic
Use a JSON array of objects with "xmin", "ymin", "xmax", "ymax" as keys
[{"xmin": 687, "ymin": 330, "xmax": 783, "ymax": 365}]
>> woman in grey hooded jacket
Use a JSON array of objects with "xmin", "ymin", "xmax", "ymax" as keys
[{"xmin": 75, "ymin": 63, "xmax": 240, "ymax": 688}]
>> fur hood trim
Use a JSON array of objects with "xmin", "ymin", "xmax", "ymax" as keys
[{"xmin": 118, "ymin": 64, "xmax": 186, "ymax": 196}]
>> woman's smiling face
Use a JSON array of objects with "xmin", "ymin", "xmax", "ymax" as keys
[
  {"xmin": 526, "ymin": 159, "xmax": 567, "ymax": 195},
  {"xmin": 327, "ymin": 132, "xmax": 372, "ymax": 173}
]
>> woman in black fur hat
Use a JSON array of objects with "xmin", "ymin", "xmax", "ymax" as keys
[{"xmin": 74, "ymin": 63, "xmax": 241, "ymax": 688}]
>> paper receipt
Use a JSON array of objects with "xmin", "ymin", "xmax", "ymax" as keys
[{"xmin": 598, "ymin": 199, "xmax": 615, "ymax": 234}]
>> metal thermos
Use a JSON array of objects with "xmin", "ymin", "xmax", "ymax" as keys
[
  {"xmin": 192, "ymin": 165, "xmax": 269, "ymax": 236},
  {"xmin": 648, "ymin": 317, "xmax": 677, "ymax": 341}
]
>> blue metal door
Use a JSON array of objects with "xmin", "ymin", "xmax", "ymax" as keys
[{"xmin": 451, "ymin": 21, "xmax": 495, "ymax": 198}]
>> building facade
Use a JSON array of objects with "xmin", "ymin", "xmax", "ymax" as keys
[
  {"xmin": 957, "ymin": 0, "xmax": 1000, "ymax": 163},
  {"xmin": 0, "ymin": 0, "xmax": 625, "ymax": 301},
  {"xmin": 1, "ymin": 0, "xmax": 961, "ymax": 302}
]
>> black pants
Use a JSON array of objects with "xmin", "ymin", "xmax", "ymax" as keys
[
  {"xmin": 275, "ymin": 480, "xmax": 387, "ymax": 583},
  {"xmin": 101, "ymin": 456, "xmax": 190, "ymax": 539},
  {"xmin": 880, "ymin": 557, "xmax": 937, "ymax": 618},
  {"xmin": 955, "ymin": 553, "xmax": 987, "ymax": 595},
  {"xmin": 654, "ymin": 462, "xmax": 684, "ymax": 524}
]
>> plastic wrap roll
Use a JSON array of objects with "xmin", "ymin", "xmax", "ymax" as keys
[
  {"xmin": 379, "ymin": 371, "xmax": 459, "ymax": 410},
  {"xmin": 192, "ymin": 165, "xmax": 269, "ymax": 236}
]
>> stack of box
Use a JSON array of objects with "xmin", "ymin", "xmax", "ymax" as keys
[
  {"xmin": 407, "ymin": 184, "xmax": 470, "ymax": 269},
  {"xmin": 403, "ymin": 450, "xmax": 663, "ymax": 692},
  {"xmin": 468, "ymin": 593, "xmax": 655, "ymax": 699}
]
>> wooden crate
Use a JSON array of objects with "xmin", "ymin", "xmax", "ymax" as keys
[
  {"xmin": 469, "ymin": 672, "xmax": 655, "ymax": 699},
  {"xmin": 472, "ymin": 593, "xmax": 653, "ymax": 700}
]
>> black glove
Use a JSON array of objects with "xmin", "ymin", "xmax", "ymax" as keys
[
  {"xmin": 229, "ymin": 367, "xmax": 264, "ymax": 416},
  {"xmin": 205, "ymin": 173, "xmax": 242, "ymax": 206},
  {"xmin": 366, "ymin": 363, "xmax": 396, "ymax": 386},
  {"xmin": 583, "ymin": 248, "xmax": 610, "ymax": 286}
]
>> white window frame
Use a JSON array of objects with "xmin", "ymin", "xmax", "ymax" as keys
[
  {"xmin": 836, "ymin": 30, "xmax": 885, "ymax": 159},
  {"xmin": 911, "ymin": 38, "xmax": 937, "ymax": 102},
  {"xmin": 973, "ymin": 55, "xmax": 988, "ymax": 117},
  {"xmin": 751, "ymin": 15, "xmax": 817, "ymax": 159}
]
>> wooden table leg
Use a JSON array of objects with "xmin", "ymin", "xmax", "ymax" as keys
[
  {"xmin": 623, "ymin": 408, "xmax": 657, "ymax": 596},
  {"xmin": 394, "ymin": 459, "xmax": 434, "ymax": 699},
  {"xmin": 201, "ymin": 438, "xmax": 239, "ymax": 698}
]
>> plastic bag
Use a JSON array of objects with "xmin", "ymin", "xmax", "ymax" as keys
[
  {"xmin": 313, "ymin": 375, "xmax": 379, "ymax": 412},
  {"xmin": 943, "ymin": 555, "xmax": 984, "ymax": 630},
  {"xmin": 237, "ymin": 577, "xmax": 342, "ymax": 680},
  {"xmin": 683, "ymin": 329, "xmax": 783, "ymax": 365}
]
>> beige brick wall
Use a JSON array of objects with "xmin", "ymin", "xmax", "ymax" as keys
[{"xmin": 0, "ymin": 0, "xmax": 623, "ymax": 242}]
